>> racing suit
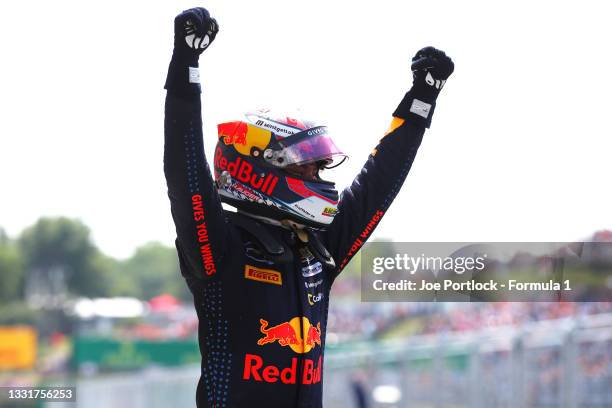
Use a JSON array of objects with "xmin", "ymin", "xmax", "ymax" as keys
[{"xmin": 164, "ymin": 88, "xmax": 424, "ymax": 407}]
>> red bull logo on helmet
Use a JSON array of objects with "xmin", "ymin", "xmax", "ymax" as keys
[
  {"xmin": 257, "ymin": 317, "xmax": 321, "ymax": 354},
  {"xmin": 218, "ymin": 121, "xmax": 248, "ymax": 146},
  {"xmin": 214, "ymin": 147, "xmax": 279, "ymax": 195}
]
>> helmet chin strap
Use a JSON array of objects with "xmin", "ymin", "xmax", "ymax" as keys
[
  {"xmin": 236, "ymin": 209, "xmax": 284, "ymax": 226},
  {"xmin": 236, "ymin": 210, "xmax": 335, "ymax": 267},
  {"xmin": 237, "ymin": 210, "xmax": 308, "ymax": 242},
  {"xmin": 281, "ymin": 220, "xmax": 309, "ymax": 243}
]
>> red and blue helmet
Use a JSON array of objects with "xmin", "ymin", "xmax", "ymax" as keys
[{"xmin": 213, "ymin": 109, "xmax": 347, "ymax": 228}]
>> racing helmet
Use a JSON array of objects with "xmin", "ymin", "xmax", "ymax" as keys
[{"xmin": 213, "ymin": 109, "xmax": 347, "ymax": 228}]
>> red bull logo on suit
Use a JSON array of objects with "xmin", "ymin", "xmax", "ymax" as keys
[
  {"xmin": 257, "ymin": 317, "xmax": 321, "ymax": 353},
  {"xmin": 242, "ymin": 317, "xmax": 323, "ymax": 385}
]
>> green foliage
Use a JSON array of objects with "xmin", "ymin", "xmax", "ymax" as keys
[
  {"xmin": 18, "ymin": 217, "xmax": 112, "ymax": 298},
  {"xmin": 114, "ymin": 242, "xmax": 190, "ymax": 302},
  {"xmin": 0, "ymin": 301, "xmax": 38, "ymax": 325},
  {"xmin": 0, "ymin": 228, "xmax": 25, "ymax": 303},
  {"xmin": 2, "ymin": 218, "xmax": 190, "ymax": 308},
  {"xmin": 0, "ymin": 218, "xmax": 195, "ymax": 329}
]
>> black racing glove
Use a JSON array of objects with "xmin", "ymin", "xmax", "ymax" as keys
[
  {"xmin": 164, "ymin": 7, "xmax": 219, "ymax": 98},
  {"xmin": 394, "ymin": 47, "xmax": 454, "ymax": 128}
]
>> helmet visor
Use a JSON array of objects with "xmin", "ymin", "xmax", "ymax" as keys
[{"xmin": 269, "ymin": 126, "xmax": 346, "ymax": 167}]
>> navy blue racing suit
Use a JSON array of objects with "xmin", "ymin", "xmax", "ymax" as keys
[{"xmin": 164, "ymin": 88, "xmax": 425, "ymax": 407}]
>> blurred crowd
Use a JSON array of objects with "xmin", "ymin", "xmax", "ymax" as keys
[
  {"xmin": 419, "ymin": 302, "xmax": 612, "ymax": 335},
  {"xmin": 104, "ymin": 285, "xmax": 612, "ymax": 342},
  {"xmin": 326, "ymin": 275, "xmax": 612, "ymax": 341}
]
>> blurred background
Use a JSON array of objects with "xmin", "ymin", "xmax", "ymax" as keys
[
  {"xmin": 0, "ymin": 220, "xmax": 610, "ymax": 407},
  {"xmin": 1, "ymin": 0, "xmax": 612, "ymax": 407}
]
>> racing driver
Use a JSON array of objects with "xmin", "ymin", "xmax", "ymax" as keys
[{"xmin": 163, "ymin": 7, "xmax": 454, "ymax": 408}]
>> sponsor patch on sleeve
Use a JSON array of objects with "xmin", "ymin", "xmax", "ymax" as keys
[
  {"xmin": 409, "ymin": 99, "xmax": 432, "ymax": 119},
  {"xmin": 245, "ymin": 265, "xmax": 283, "ymax": 286},
  {"xmin": 189, "ymin": 67, "xmax": 201, "ymax": 84}
]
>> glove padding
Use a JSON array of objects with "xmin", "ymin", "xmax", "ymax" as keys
[
  {"xmin": 174, "ymin": 8, "xmax": 219, "ymax": 57},
  {"xmin": 165, "ymin": 7, "xmax": 219, "ymax": 98},
  {"xmin": 394, "ymin": 47, "xmax": 454, "ymax": 128}
]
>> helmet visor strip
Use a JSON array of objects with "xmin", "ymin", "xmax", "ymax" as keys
[{"xmin": 265, "ymin": 126, "xmax": 347, "ymax": 167}]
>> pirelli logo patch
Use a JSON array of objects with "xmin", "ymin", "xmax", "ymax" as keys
[{"xmin": 244, "ymin": 265, "xmax": 282, "ymax": 286}]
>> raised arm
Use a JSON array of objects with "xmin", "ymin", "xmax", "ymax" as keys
[
  {"xmin": 324, "ymin": 47, "xmax": 454, "ymax": 278},
  {"xmin": 164, "ymin": 8, "xmax": 228, "ymax": 279}
]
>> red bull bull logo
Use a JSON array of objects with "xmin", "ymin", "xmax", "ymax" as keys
[
  {"xmin": 218, "ymin": 121, "xmax": 248, "ymax": 146},
  {"xmin": 257, "ymin": 317, "xmax": 321, "ymax": 354},
  {"xmin": 305, "ymin": 322, "xmax": 322, "ymax": 347},
  {"xmin": 245, "ymin": 317, "xmax": 323, "ymax": 385}
]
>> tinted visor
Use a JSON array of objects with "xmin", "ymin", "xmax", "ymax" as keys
[{"xmin": 267, "ymin": 126, "xmax": 346, "ymax": 167}]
